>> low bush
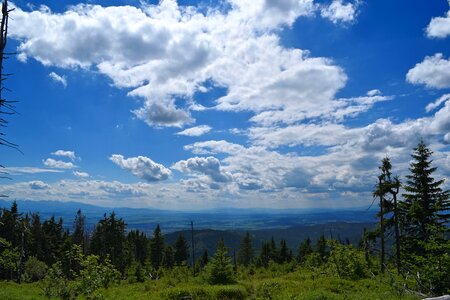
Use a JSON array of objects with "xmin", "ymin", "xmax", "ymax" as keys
[{"xmin": 23, "ymin": 257, "xmax": 47, "ymax": 282}]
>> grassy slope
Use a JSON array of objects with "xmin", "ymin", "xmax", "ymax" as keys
[{"xmin": 0, "ymin": 268, "xmax": 420, "ymax": 300}]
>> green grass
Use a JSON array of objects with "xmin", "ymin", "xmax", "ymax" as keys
[
  {"xmin": 0, "ymin": 281, "xmax": 46, "ymax": 300},
  {"xmin": 0, "ymin": 267, "xmax": 421, "ymax": 300}
]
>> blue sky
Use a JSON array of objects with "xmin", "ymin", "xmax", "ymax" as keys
[{"xmin": 0, "ymin": 0, "xmax": 450, "ymax": 209}]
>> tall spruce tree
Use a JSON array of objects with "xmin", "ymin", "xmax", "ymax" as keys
[
  {"xmin": 401, "ymin": 141, "xmax": 450, "ymax": 256},
  {"xmin": 278, "ymin": 239, "xmax": 292, "ymax": 263},
  {"xmin": 237, "ymin": 232, "xmax": 254, "ymax": 266},
  {"xmin": 72, "ymin": 209, "xmax": 85, "ymax": 252},
  {"xmin": 90, "ymin": 212, "xmax": 127, "ymax": 273},
  {"xmin": 127, "ymin": 230, "xmax": 149, "ymax": 265},
  {"xmin": 206, "ymin": 239, "xmax": 234, "ymax": 284},
  {"xmin": 150, "ymin": 224, "xmax": 164, "ymax": 269},
  {"xmin": 162, "ymin": 245, "xmax": 175, "ymax": 268},
  {"xmin": 316, "ymin": 234, "xmax": 328, "ymax": 262},
  {"xmin": 297, "ymin": 237, "xmax": 313, "ymax": 263},
  {"xmin": 198, "ymin": 249, "xmax": 209, "ymax": 269},
  {"xmin": 373, "ymin": 157, "xmax": 402, "ymax": 272},
  {"xmin": 174, "ymin": 234, "xmax": 189, "ymax": 266}
]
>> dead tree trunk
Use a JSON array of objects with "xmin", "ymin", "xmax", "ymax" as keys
[
  {"xmin": 390, "ymin": 178, "xmax": 401, "ymax": 273},
  {"xmin": 379, "ymin": 176, "xmax": 385, "ymax": 273},
  {"xmin": 0, "ymin": 0, "xmax": 17, "ymax": 172}
]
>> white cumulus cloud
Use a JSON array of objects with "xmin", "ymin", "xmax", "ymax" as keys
[
  {"xmin": 109, "ymin": 154, "xmax": 171, "ymax": 182},
  {"xmin": 176, "ymin": 125, "xmax": 212, "ymax": 136},
  {"xmin": 173, "ymin": 156, "xmax": 232, "ymax": 183},
  {"xmin": 406, "ymin": 53, "xmax": 450, "ymax": 89},
  {"xmin": 29, "ymin": 180, "xmax": 49, "ymax": 190},
  {"xmin": 73, "ymin": 171, "xmax": 90, "ymax": 178},
  {"xmin": 43, "ymin": 158, "xmax": 76, "ymax": 169},
  {"xmin": 320, "ymin": 0, "xmax": 359, "ymax": 24},
  {"xmin": 426, "ymin": 10, "xmax": 450, "ymax": 38},
  {"xmin": 51, "ymin": 150, "xmax": 77, "ymax": 161},
  {"xmin": 9, "ymin": 0, "xmax": 360, "ymax": 129}
]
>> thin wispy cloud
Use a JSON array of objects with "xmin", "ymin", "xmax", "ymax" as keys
[
  {"xmin": 176, "ymin": 125, "xmax": 212, "ymax": 137},
  {"xmin": 48, "ymin": 71, "xmax": 67, "ymax": 87}
]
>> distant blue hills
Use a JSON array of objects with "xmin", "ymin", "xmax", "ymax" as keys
[
  {"xmin": 0, "ymin": 199, "xmax": 377, "ymax": 234},
  {"xmin": 0, "ymin": 199, "xmax": 378, "ymax": 256}
]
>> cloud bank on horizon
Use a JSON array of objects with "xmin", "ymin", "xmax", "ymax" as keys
[{"xmin": 1, "ymin": 0, "xmax": 450, "ymax": 209}]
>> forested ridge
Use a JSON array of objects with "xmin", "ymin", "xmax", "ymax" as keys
[{"xmin": 0, "ymin": 141, "xmax": 449, "ymax": 299}]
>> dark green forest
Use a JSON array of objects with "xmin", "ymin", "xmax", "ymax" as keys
[{"xmin": 0, "ymin": 141, "xmax": 449, "ymax": 299}]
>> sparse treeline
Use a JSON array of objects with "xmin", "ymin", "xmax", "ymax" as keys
[
  {"xmin": 371, "ymin": 140, "xmax": 450, "ymax": 295},
  {"xmin": 0, "ymin": 141, "xmax": 448, "ymax": 298},
  {"xmin": 0, "ymin": 201, "xmax": 327, "ymax": 282}
]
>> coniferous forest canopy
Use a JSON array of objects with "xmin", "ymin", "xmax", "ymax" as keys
[{"xmin": 0, "ymin": 0, "xmax": 450, "ymax": 299}]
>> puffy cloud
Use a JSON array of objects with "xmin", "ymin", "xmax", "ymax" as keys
[
  {"xmin": 320, "ymin": 0, "xmax": 359, "ymax": 24},
  {"xmin": 48, "ymin": 72, "xmax": 67, "ymax": 87},
  {"xmin": 51, "ymin": 150, "xmax": 77, "ymax": 161},
  {"xmin": 43, "ymin": 158, "xmax": 76, "ymax": 169},
  {"xmin": 406, "ymin": 54, "xmax": 450, "ymax": 89},
  {"xmin": 109, "ymin": 154, "xmax": 171, "ymax": 182},
  {"xmin": 176, "ymin": 125, "xmax": 212, "ymax": 136},
  {"xmin": 29, "ymin": 181, "xmax": 49, "ymax": 190},
  {"xmin": 173, "ymin": 156, "xmax": 232, "ymax": 183},
  {"xmin": 73, "ymin": 171, "xmax": 90, "ymax": 178},
  {"xmin": 10, "ymin": 0, "xmax": 359, "ymax": 129},
  {"xmin": 426, "ymin": 93, "xmax": 450, "ymax": 112},
  {"xmin": 426, "ymin": 10, "xmax": 450, "ymax": 38},
  {"xmin": 366, "ymin": 89, "xmax": 381, "ymax": 97},
  {"xmin": 132, "ymin": 100, "xmax": 194, "ymax": 128},
  {"xmin": 429, "ymin": 99, "xmax": 450, "ymax": 134}
]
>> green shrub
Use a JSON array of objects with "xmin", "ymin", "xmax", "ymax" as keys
[
  {"xmin": 161, "ymin": 286, "xmax": 209, "ymax": 299},
  {"xmin": 41, "ymin": 262, "xmax": 75, "ymax": 300},
  {"xmin": 256, "ymin": 281, "xmax": 281, "ymax": 299},
  {"xmin": 75, "ymin": 254, "xmax": 120, "ymax": 296},
  {"xmin": 23, "ymin": 256, "xmax": 47, "ymax": 282},
  {"xmin": 213, "ymin": 285, "xmax": 247, "ymax": 300},
  {"xmin": 327, "ymin": 240, "xmax": 369, "ymax": 280}
]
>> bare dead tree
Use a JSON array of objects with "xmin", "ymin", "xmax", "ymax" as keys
[{"xmin": 0, "ymin": 0, "xmax": 18, "ymax": 183}]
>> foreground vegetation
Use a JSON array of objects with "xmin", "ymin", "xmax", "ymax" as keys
[{"xmin": 0, "ymin": 262, "xmax": 422, "ymax": 300}]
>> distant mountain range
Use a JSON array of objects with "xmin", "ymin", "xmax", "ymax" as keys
[{"xmin": 0, "ymin": 199, "xmax": 376, "ymax": 231}]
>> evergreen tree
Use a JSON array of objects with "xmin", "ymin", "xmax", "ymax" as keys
[
  {"xmin": 198, "ymin": 249, "xmax": 209, "ymax": 270},
  {"xmin": 174, "ymin": 234, "xmax": 189, "ymax": 266},
  {"xmin": 0, "ymin": 201, "xmax": 21, "ymax": 247},
  {"xmin": 90, "ymin": 212, "xmax": 128, "ymax": 273},
  {"xmin": 401, "ymin": 141, "xmax": 450, "ymax": 256},
  {"xmin": 127, "ymin": 230, "xmax": 149, "ymax": 265},
  {"xmin": 258, "ymin": 242, "xmax": 271, "ymax": 268},
  {"xmin": 206, "ymin": 239, "xmax": 234, "ymax": 285},
  {"xmin": 72, "ymin": 210, "xmax": 85, "ymax": 253},
  {"xmin": 316, "ymin": 234, "xmax": 328, "ymax": 262},
  {"xmin": 41, "ymin": 216, "xmax": 66, "ymax": 266},
  {"xmin": 237, "ymin": 232, "xmax": 254, "ymax": 266},
  {"xmin": 297, "ymin": 237, "xmax": 313, "ymax": 263},
  {"xmin": 374, "ymin": 157, "xmax": 402, "ymax": 273},
  {"xmin": 269, "ymin": 236, "xmax": 278, "ymax": 262},
  {"xmin": 149, "ymin": 224, "xmax": 164, "ymax": 269},
  {"xmin": 278, "ymin": 239, "xmax": 292, "ymax": 263},
  {"xmin": 29, "ymin": 213, "xmax": 45, "ymax": 261},
  {"xmin": 162, "ymin": 245, "xmax": 175, "ymax": 268},
  {"xmin": 373, "ymin": 157, "xmax": 392, "ymax": 272}
]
